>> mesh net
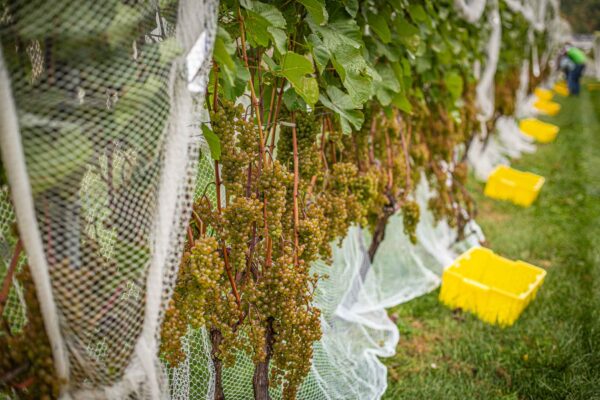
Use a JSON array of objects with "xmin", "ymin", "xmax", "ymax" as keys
[
  {"xmin": 0, "ymin": 187, "xmax": 28, "ymax": 335},
  {"xmin": 0, "ymin": 0, "xmax": 218, "ymax": 397},
  {"xmin": 0, "ymin": 0, "xmax": 562, "ymax": 399}
]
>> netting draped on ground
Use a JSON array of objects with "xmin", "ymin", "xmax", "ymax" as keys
[{"xmin": 0, "ymin": 0, "xmax": 218, "ymax": 397}]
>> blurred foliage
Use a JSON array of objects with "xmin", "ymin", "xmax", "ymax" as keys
[{"xmin": 561, "ymin": 0, "xmax": 600, "ymax": 34}]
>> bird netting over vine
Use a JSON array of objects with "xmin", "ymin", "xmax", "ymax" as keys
[
  {"xmin": 0, "ymin": 0, "xmax": 218, "ymax": 397},
  {"xmin": 0, "ymin": 0, "xmax": 565, "ymax": 399}
]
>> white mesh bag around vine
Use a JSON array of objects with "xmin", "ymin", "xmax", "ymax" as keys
[{"xmin": 0, "ymin": 0, "xmax": 218, "ymax": 397}]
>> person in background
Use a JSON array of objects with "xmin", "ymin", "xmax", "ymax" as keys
[
  {"xmin": 565, "ymin": 45, "xmax": 587, "ymax": 95},
  {"xmin": 559, "ymin": 51, "xmax": 576, "ymax": 82}
]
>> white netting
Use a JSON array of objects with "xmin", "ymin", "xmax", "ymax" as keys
[
  {"xmin": 0, "ymin": 0, "xmax": 218, "ymax": 397},
  {"xmin": 467, "ymin": 114, "xmax": 538, "ymax": 181},
  {"xmin": 476, "ymin": 0, "xmax": 501, "ymax": 124},
  {"xmin": 454, "ymin": 0, "xmax": 488, "ymax": 23},
  {"xmin": 0, "ymin": 187, "xmax": 28, "ymax": 335}
]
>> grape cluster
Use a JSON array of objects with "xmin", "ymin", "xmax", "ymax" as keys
[
  {"xmin": 161, "ymin": 237, "xmax": 226, "ymax": 365},
  {"xmin": 210, "ymin": 100, "xmax": 258, "ymax": 194},
  {"xmin": 260, "ymin": 251, "xmax": 322, "ymax": 398},
  {"xmin": 259, "ymin": 161, "xmax": 292, "ymax": 241},
  {"xmin": 401, "ymin": 201, "xmax": 420, "ymax": 244}
]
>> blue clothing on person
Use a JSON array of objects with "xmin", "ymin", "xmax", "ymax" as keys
[
  {"xmin": 567, "ymin": 63, "xmax": 585, "ymax": 95},
  {"xmin": 561, "ymin": 46, "xmax": 587, "ymax": 96}
]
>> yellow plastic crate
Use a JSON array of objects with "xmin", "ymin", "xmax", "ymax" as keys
[
  {"xmin": 519, "ymin": 118, "xmax": 559, "ymax": 143},
  {"xmin": 484, "ymin": 165, "xmax": 544, "ymax": 207},
  {"xmin": 534, "ymin": 99, "xmax": 561, "ymax": 116},
  {"xmin": 553, "ymin": 82, "xmax": 569, "ymax": 96},
  {"xmin": 439, "ymin": 247, "xmax": 546, "ymax": 326},
  {"xmin": 534, "ymin": 87, "xmax": 553, "ymax": 101}
]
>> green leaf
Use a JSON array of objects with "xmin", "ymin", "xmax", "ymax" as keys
[
  {"xmin": 374, "ymin": 64, "xmax": 401, "ymax": 106},
  {"xmin": 241, "ymin": 0, "xmax": 287, "ymax": 52},
  {"xmin": 202, "ymin": 125, "xmax": 221, "ymax": 161},
  {"xmin": 342, "ymin": 0, "xmax": 359, "ymax": 17},
  {"xmin": 407, "ymin": 4, "xmax": 428, "ymax": 23},
  {"xmin": 307, "ymin": 34, "xmax": 330, "ymax": 74},
  {"xmin": 261, "ymin": 53, "xmax": 280, "ymax": 73},
  {"xmin": 243, "ymin": 9, "xmax": 271, "ymax": 47},
  {"xmin": 280, "ymin": 52, "xmax": 319, "ymax": 106},
  {"xmin": 395, "ymin": 17, "xmax": 421, "ymax": 51},
  {"xmin": 213, "ymin": 27, "xmax": 237, "ymax": 86},
  {"xmin": 392, "ymin": 91, "xmax": 412, "ymax": 113},
  {"xmin": 319, "ymin": 86, "xmax": 364, "ymax": 134},
  {"xmin": 416, "ymin": 56, "xmax": 431, "ymax": 74},
  {"xmin": 396, "ymin": 17, "xmax": 420, "ymax": 37},
  {"xmin": 329, "ymin": 45, "xmax": 375, "ymax": 105},
  {"xmin": 268, "ymin": 27, "xmax": 288, "ymax": 54},
  {"xmin": 298, "ymin": 0, "xmax": 328, "ymax": 25},
  {"xmin": 444, "ymin": 72, "xmax": 464, "ymax": 101},
  {"xmin": 367, "ymin": 11, "xmax": 391, "ymax": 44},
  {"xmin": 308, "ymin": 16, "xmax": 377, "ymax": 105},
  {"xmin": 282, "ymin": 87, "xmax": 308, "ymax": 111},
  {"xmin": 241, "ymin": 0, "xmax": 286, "ymax": 27}
]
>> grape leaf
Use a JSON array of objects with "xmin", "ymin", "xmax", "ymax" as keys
[
  {"xmin": 367, "ymin": 11, "xmax": 391, "ymax": 44},
  {"xmin": 408, "ymin": 4, "xmax": 428, "ymax": 23},
  {"xmin": 307, "ymin": 33, "xmax": 330, "ymax": 74},
  {"xmin": 213, "ymin": 27, "xmax": 236, "ymax": 86},
  {"xmin": 444, "ymin": 71, "xmax": 464, "ymax": 101},
  {"xmin": 202, "ymin": 125, "xmax": 221, "ymax": 161},
  {"xmin": 308, "ymin": 16, "xmax": 378, "ymax": 105},
  {"xmin": 374, "ymin": 63, "xmax": 401, "ymax": 106},
  {"xmin": 280, "ymin": 52, "xmax": 319, "ymax": 106},
  {"xmin": 395, "ymin": 17, "xmax": 421, "ymax": 51},
  {"xmin": 240, "ymin": 0, "xmax": 287, "ymax": 53},
  {"xmin": 319, "ymin": 86, "xmax": 364, "ymax": 134},
  {"xmin": 298, "ymin": 0, "xmax": 328, "ymax": 25}
]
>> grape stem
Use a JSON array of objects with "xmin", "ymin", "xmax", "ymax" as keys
[
  {"xmin": 268, "ymin": 80, "xmax": 286, "ymax": 155},
  {"xmin": 252, "ymin": 317, "xmax": 274, "ymax": 400},
  {"xmin": 210, "ymin": 328, "xmax": 226, "ymax": 400},
  {"xmin": 292, "ymin": 113, "xmax": 300, "ymax": 266},
  {"xmin": 237, "ymin": 7, "xmax": 266, "ymax": 167},
  {"xmin": 214, "ymin": 159, "xmax": 241, "ymax": 306},
  {"xmin": 398, "ymin": 115, "xmax": 412, "ymax": 197},
  {"xmin": 384, "ymin": 118, "xmax": 394, "ymax": 191}
]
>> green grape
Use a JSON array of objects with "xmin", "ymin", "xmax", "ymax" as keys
[{"xmin": 401, "ymin": 201, "xmax": 420, "ymax": 244}]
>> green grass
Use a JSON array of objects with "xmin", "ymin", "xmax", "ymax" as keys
[{"xmin": 383, "ymin": 86, "xmax": 600, "ymax": 400}]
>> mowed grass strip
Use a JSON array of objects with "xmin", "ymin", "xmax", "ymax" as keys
[{"xmin": 383, "ymin": 87, "xmax": 600, "ymax": 400}]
